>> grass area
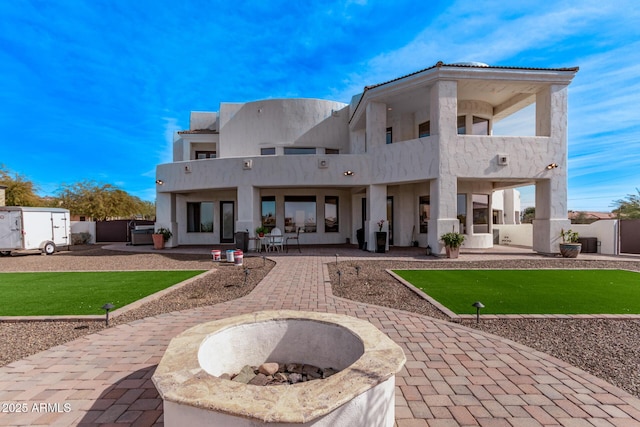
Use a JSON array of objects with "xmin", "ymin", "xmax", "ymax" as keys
[
  {"xmin": 0, "ymin": 271, "xmax": 205, "ymax": 316},
  {"xmin": 393, "ymin": 269, "xmax": 640, "ymax": 315}
]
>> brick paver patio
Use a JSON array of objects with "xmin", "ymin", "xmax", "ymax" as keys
[{"xmin": 1, "ymin": 247, "xmax": 640, "ymax": 426}]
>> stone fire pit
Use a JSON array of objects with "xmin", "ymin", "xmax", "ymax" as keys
[{"xmin": 152, "ymin": 310, "xmax": 406, "ymax": 426}]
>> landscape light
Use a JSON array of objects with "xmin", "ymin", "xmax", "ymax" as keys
[
  {"xmin": 471, "ymin": 301, "xmax": 484, "ymax": 324},
  {"xmin": 101, "ymin": 303, "xmax": 115, "ymax": 326}
]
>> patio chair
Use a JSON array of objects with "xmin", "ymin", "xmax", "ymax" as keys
[
  {"xmin": 286, "ymin": 227, "xmax": 302, "ymax": 253},
  {"xmin": 267, "ymin": 227, "xmax": 284, "ymax": 252}
]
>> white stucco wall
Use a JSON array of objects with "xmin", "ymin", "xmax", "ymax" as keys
[
  {"xmin": 218, "ymin": 99, "xmax": 349, "ymax": 158},
  {"xmin": 70, "ymin": 221, "xmax": 96, "ymax": 244},
  {"xmin": 571, "ymin": 221, "xmax": 618, "ymax": 255}
]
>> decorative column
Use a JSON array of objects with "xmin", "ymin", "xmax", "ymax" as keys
[
  {"xmin": 533, "ymin": 85, "xmax": 571, "ymax": 254},
  {"xmin": 236, "ymin": 185, "xmax": 260, "ymax": 237},
  {"xmin": 155, "ymin": 192, "xmax": 177, "ymax": 247},
  {"xmin": 427, "ymin": 79, "xmax": 460, "ymax": 255},
  {"xmin": 366, "ymin": 184, "xmax": 387, "ymax": 252}
]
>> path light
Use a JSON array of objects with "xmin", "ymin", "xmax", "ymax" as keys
[
  {"xmin": 426, "ymin": 245, "xmax": 431, "ymax": 256},
  {"xmin": 101, "ymin": 303, "xmax": 115, "ymax": 326},
  {"xmin": 335, "ymin": 254, "xmax": 339, "ymax": 265},
  {"xmin": 262, "ymin": 255, "xmax": 266, "ymax": 267},
  {"xmin": 472, "ymin": 301, "xmax": 484, "ymax": 324},
  {"xmin": 337, "ymin": 270, "xmax": 342, "ymax": 286},
  {"xmin": 243, "ymin": 268, "xmax": 250, "ymax": 286},
  {"xmin": 355, "ymin": 265, "xmax": 361, "ymax": 276}
]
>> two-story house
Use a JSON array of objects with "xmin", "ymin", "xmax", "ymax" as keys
[{"xmin": 155, "ymin": 61, "xmax": 578, "ymax": 255}]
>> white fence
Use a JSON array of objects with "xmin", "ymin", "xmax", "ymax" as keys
[
  {"xmin": 70, "ymin": 221, "xmax": 96, "ymax": 245},
  {"xmin": 494, "ymin": 220, "xmax": 618, "ymax": 255}
]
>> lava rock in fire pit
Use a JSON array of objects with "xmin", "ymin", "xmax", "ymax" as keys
[
  {"xmin": 226, "ymin": 362, "xmax": 339, "ymax": 386},
  {"xmin": 258, "ymin": 363, "xmax": 279, "ymax": 376}
]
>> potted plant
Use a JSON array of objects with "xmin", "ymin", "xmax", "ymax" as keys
[
  {"xmin": 375, "ymin": 219, "xmax": 386, "ymax": 253},
  {"xmin": 255, "ymin": 226, "xmax": 267, "ymax": 237},
  {"xmin": 559, "ymin": 228, "xmax": 581, "ymax": 258},
  {"xmin": 153, "ymin": 227, "xmax": 172, "ymax": 250},
  {"xmin": 440, "ymin": 230, "xmax": 465, "ymax": 259}
]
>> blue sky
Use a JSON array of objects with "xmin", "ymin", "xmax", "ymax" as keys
[{"xmin": 1, "ymin": 0, "xmax": 638, "ymax": 211}]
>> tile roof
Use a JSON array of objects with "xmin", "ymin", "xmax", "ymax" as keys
[
  {"xmin": 177, "ymin": 129, "xmax": 218, "ymax": 135},
  {"xmin": 363, "ymin": 61, "xmax": 580, "ymax": 91}
]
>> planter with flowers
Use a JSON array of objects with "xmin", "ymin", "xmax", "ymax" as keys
[
  {"xmin": 375, "ymin": 220, "xmax": 387, "ymax": 253},
  {"xmin": 153, "ymin": 227, "xmax": 173, "ymax": 250}
]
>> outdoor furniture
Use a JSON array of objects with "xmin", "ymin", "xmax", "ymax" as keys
[
  {"xmin": 266, "ymin": 228, "xmax": 284, "ymax": 252},
  {"xmin": 249, "ymin": 237, "xmax": 262, "ymax": 252},
  {"xmin": 286, "ymin": 227, "xmax": 302, "ymax": 253}
]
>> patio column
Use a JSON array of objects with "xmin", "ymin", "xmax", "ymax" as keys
[
  {"xmin": 365, "ymin": 101, "xmax": 387, "ymax": 151},
  {"xmin": 366, "ymin": 184, "xmax": 387, "ymax": 252},
  {"xmin": 427, "ymin": 79, "xmax": 460, "ymax": 255},
  {"xmin": 533, "ymin": 84, "xmax": 570, "ymax": 255},
  {"xmin": 236, "ymin": 185, "xmax": 260, "ymax": 237},
  {"xmin": 155, "ymin": 192, "xmax": 177, "ymax": 247}
]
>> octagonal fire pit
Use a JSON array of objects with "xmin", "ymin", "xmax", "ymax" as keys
[{"xmin": 152, "ymin": 310, "xmax": 406, "ymax": 427}]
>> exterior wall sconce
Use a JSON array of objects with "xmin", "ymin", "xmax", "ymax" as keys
[
  {"xmin": 546, "ymin": 163, "xmax": 558, "ymax": 170},
  {"xmin": 343, "ymin": 170, "xmax": 354, "ymax": 176},
  {"xmin": 243, "ymin": 159, "xmax": 253, "ymax": 170},
  {"xmin": 155, "ymin": 179, "xmax": 164, "ymax": 185}
]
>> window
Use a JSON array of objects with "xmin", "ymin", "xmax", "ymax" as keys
[
  {"xmin": 187, "ymin": 202, "xmax": 214, "ymax": 232},
  {"xmin": 284, "ymin": 196, "xmax": 316, "ymax": 233},
  {"xmin": 472, "ymin": 116, "xmax": 489, "ymax": 135},
  {"xmin": 457, "ymin": 194, "xmax": 467, "ymax": 234},
  {"xmin": 284, "ymin": 147, "xmax": 316, "ymax": 155},
  {"xmin": 324, "ymin": 196, "xmax": 339, "ymax": 232},
  {"xmin": 386, "ymin": 127, "xmax": 393, "ymax": 144},
  {"xmin": 419, "ymin": 196, "xmax": 430, "ymax": 233},
  {"xmin": 472, "ymin": 194, "xmax": 489, "ymax": 233},
  {"xmin": 261, "ymin": 147, "xmax": 276, "ymax": 155},
  {"xmin": 418, "ymin": 121, "xmax": 430, "ymax": 138},
  {"xmin": 195, "ymin": 151, "xmax": 216, "ymax": 159},
  {"xmin": 261, "ymin": 196, "xmax": 276, "ymax": 232},
  {"xmin": 457, "ymin": 116, "xmax": 466, "ymax": 135},
  {"xmin": 325, "ymin": 148, "xmax": 339, "ymax": 155}
]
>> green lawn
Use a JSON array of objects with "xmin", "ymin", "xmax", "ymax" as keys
[
  {"xmin": 0, "ymin": 271, "xmax": 205, "ymax": 316},
  {"xmin": 393, "ymin": 269, "xmax": 640, "ymax": 315}
]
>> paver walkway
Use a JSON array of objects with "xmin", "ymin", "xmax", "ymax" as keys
[{"xmin": 1, "ymin": 248, "xmax": 640, "ymax": 426}]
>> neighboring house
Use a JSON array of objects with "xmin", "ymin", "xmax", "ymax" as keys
[
  {"xmin": 492, "ymin": 189, "xmax": 521, "ymax": 225},
  {"xmin": 0, "ymin": 185, "xmax": 6, "ymax": 207},
  {"xmin": 156, "ymin": 61, "xmax": 578, "ymax": 255}
]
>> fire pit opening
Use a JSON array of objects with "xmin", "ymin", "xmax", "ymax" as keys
[
  {"xmin": 199, "ymin": 318, "xmax": 363, "ymax": 379},
  {"xmin": 153, "ymin": 310, "xmax": 406, "ymax": 427}
]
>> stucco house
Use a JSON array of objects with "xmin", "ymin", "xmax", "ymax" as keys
[{"xmin": 155, "ymin": 61, "xmax": 578, "ymax": 255}]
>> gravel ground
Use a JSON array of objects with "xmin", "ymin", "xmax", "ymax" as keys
[
  {"xmin": 0, "ymin": 246, "xmax": 274, "ymax": 366},
  {"xmin": 329, "ymin": 258, "xmax": 640, "ymax": 399},
  {"xmin": 2, "ymin": 247, "xmax": 640, "ymax": 400}
]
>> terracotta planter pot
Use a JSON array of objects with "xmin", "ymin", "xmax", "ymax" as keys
[
  {"xmin": 445, "ymin": 246, "xmax": 459, "ymax": 259},
  {"xmin": 152, "ymin": 234, "xmax": 165, "ymax": 250}
]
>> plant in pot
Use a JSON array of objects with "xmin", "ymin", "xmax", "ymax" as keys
[
  {"xmin": 255, "ymin": 226, "xmax": 267, "ymax": 237},
  {"xmin": 375, "ymin": 219, "xmax": 387, "ymax": 253},
  {"xmin": 153, "ymin": 227, "xmax": 172, "ymax": 250},
  {"xmin": 559, "ymin": 228, "xmax": 581, "ymax": 258},
  {"xmin": 440, "ymin": 230, "xmax": 465, "ymax": 259}
]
